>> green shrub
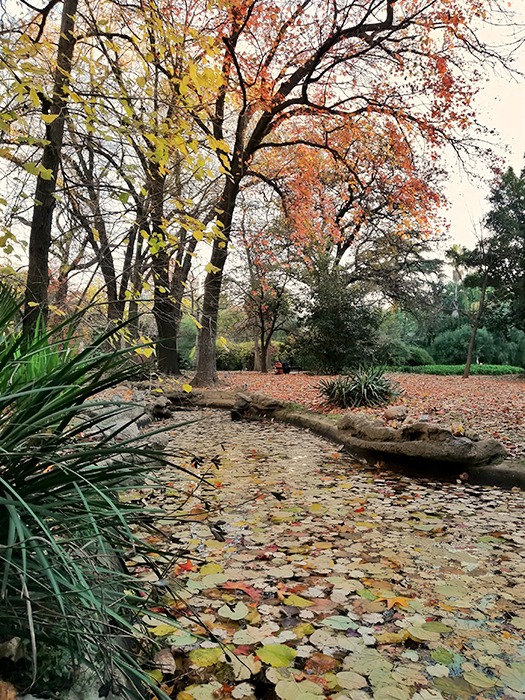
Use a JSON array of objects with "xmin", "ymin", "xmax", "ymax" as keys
[
  {"xmin": 319, "ymin": 366, "xmax": 402, "ymax": 408},
  {"xmin": 405, "ymin": 345, "xmax": 435, "ymax": 366},
  {"xmin": 216, "ymin": 339, "xmax": 254, "ymax": 370},
  {"xmin": 0, "ymin": 286, "xmax": 179, "ymax": 698},
  {"xmin": 392, "ymin": 364, "xmax": 524, "ymax": 375}
]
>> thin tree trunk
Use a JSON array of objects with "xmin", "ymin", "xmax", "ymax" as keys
[
  {"xmin": 23, "ymin": 0, "xmax": 78, "ymax": 334},
  {"xmin": 148, "ymin": 169, "xmax": 180, "ymax": 375},
  {"xmin": 463, "ymin": 274, "xmax": 489, "ymax": 379}
]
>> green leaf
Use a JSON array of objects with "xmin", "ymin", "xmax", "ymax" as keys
[
  {"xmin": 257, "ymin": 644, "xmax": 297, "ymax": 667},
  {"xmin": 463, "ymin": 669, "xmax": 495, "ymax": 689},
  {"xmin": 189, "ymin": 647, "xmax": 223, "ymax": 667},
  {"xmin": 275, "ymin": 679, "xmax": 324, "ymax": 699},
  {"xmin": 433, "ymin": 677, "xmax": 477, "ymax": 699},
  {"xmin": 421, "ymin": 622, "xmax": 453, "ymax": 634},
  {"xmin": 431, "ymin": 648, "xmax": 455, "ymax": 666},
  {"xmin": 321, "ymin": 616, "xmax": 358, "ymax": 630},
  {"xmin": 500, "ymin": 664, "xmax": 525, "ymax": 692}
]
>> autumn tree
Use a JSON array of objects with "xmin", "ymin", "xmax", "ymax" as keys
[
  {"xmin": 185, "ymin": 0, "xmax": 510, "ymax": 385},
  {"xmin": 227, "ymin": 204, "xmax": 295, "ymax": 372}
]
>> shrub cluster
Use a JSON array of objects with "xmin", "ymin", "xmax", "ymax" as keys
[{"xmin": 319, "ymin": 366, "xmax": 402, "ymax": 408}]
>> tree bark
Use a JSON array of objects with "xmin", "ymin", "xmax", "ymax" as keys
[
  {"xmin": 192, "ymin": 180, "xmax": 239, "ymax": 385},
  {"xmin": 463, "ymin": 273, "xmax": 489, "ymax": 379},
  {"xmin": 23, "ymin": 0, "xmax": 78, "ymax": 335}
]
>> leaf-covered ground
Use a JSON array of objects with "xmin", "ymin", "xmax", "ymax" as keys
[
  {"xmin": 218, "ymin": 372, "xmax": 525, "ymax": 460},
  {"xmin": 131, "ymin": 409, "xmax": 525, "ymax": 700}
]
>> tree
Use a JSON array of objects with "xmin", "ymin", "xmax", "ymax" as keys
[
  {"xmin": 484, "ymin": 166, "xmax": 525, "ymax": 329},
  {"xmin": 188, "ymin": 0, "xmax": 510, "ymax": 384},
  {"xmin": 227, "ymin": 208, "xmax": 295, "ymax": 372},
  {"xmin": 19, "ymin": 0, "xmax": 79, "ymax": 334},
  {"xmin": 294, "ymin": 267, "xmax": 381, "ymax": 374}
]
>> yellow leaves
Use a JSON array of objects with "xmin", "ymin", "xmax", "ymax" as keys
[
  {"xmin": 41, "ymin": 114, "xmax": 59, "ymax": 124},
  {"xmin": 182, "ymin": 384, "xmax": 192, "ymax": 393},
  {"xmin": 150, "ymin": 623, "xmax": 180, "ymax": 637},
  {"xmin": 22, "ymin": 162, "xmax": 53, "ymax": 180},
  {"xmin": 204, "ymin": 262, "xmax": 220, "ymax": 274},
  {"xmin": 374, "ymin": 629, "xmax": 409, "ymax": 644},
  {"xmin": 282, "ymin": 594, "xmax": 313, "ymax": 608},
  {"xmin": 28, "ymin": 87, "xmax": 40, "ymax": 108}
]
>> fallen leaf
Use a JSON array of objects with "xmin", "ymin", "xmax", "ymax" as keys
[{"xmin": 257, "ymin": 644, "xmax": 297, "ymax": 667}]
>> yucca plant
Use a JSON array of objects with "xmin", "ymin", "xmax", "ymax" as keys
[
  {"xmin": 319, "ymin": 366, "xmax": 402, "ymax": 408},
  {"xmin": 0, "ymin": 286, "xmax": 186, "ymax": 698}
]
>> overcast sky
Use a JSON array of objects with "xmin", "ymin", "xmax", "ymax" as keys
[{"xmin": 443, "ymin": 9, "xmax": 525, "ymax": 249}]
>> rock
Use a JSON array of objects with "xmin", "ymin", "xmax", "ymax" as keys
[
  {"xmin": 400, "ymin": 422, "xmax": 455, "ymax": 443},
  {"xmin": 384, "ymin": 405, "xmax": 408, "ymax": 421},
  {"xmin": 336, "ymin": 413, "xmax": 507, "ymax": 469},
  {"xmin": 251, "ymin": 392, "xmax": 285, "ymax": 412},
  {"xmin": 337, "ymin": 413, "xmax": 398, "ymax": 442},
  {"xmin": 234, "ymin": 392, "xmax": 252, "ymax": 410},
  {"xmin": 147, "ymin": 394, "xmax": 173, "ymax": 420}
]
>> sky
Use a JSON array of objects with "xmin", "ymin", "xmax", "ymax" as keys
[{"xmin": 443, "ymin": 7, "xmax": 525, "ymax": 249}]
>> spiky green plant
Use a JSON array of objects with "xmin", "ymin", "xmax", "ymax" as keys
[
  {"xmin": 319, "ymin": 366, "xmax": 402, "ymax": 408},
  {"xmin": 0, "ymin": 286, "xmax": 184, "ymax": 698}
]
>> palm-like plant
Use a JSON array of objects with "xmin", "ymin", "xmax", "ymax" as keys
[{"xmin": 0, "ymin": 286, "xmax": 180, "ymax": 698}]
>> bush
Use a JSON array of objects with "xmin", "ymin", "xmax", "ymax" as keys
[
  {"xmin": 392, "ymin": 364, "xmax": 524, "ymax": 375},
  {"xmin": 0, "ymin": 286, "xmax": 178, "ymax": 698},
  {"xmin": 216, "ymin": 339, "xmax": 254, "ymax": 370},
  {"xmin": 405, "ymin": 345, "xmax": 435, "ymax": 366},
  {"xmin": 319, "ymin": 366, "xmax": 402, "ymax": 408}
]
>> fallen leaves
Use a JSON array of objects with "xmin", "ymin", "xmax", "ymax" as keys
[{"xmin": 130, "ymin": 408, "xmax": 525, "ymax": 699}]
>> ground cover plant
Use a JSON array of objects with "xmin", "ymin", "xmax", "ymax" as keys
[
  {"xmin": 0, "ymin": 286, "xmax": 185, "ymax": 698},
  {"xmin": 318, "ymin": 367, "xmax": 402, "ymax": 408}
]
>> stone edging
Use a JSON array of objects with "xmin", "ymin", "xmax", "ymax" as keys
[{"xmin": 177, "ymin": 390, "xmax": 525, "ymax": 491}]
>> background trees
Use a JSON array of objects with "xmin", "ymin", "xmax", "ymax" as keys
[{"xmin": 0, "ymin": 0, "xmax": 522, "ymax": 378}]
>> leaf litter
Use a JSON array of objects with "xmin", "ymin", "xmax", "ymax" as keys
[{"xmin": 129, "ymin": 408, "xmax": 525, "ymax": 699}]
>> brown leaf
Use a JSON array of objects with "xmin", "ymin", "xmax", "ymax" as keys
[
  {"xmin": 0, "ymin": 682, "xmax": 17, "ymax": 700},
  {"xmin": 304, "ymin": 652, "xmax": 340, "ymax": 674}
]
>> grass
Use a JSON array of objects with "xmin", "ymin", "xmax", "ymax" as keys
[{"xmin": 390, "ymin": 364, "xmax": 524, "ymax": 376}]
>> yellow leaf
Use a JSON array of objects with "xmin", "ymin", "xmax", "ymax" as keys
[
  {"xmin": 283, "ymin": 594, "xmax": 313, "ymax": 608},
  {"xmin": 150, "ymin": 623, "xmax": 179, "ymax": 636},
  {"xmin": 135, "ymin": 346, "xmax": 154, "ymax": 358},
  {"xmin": 147, "ymin": 669, "xmax": 163, "ymax": 683},
  {"xmin": 29, "ymin": 86, "xmax": 40, "ymax": 108},
  {"xmin": 204, "ymin": 262, "xmax": 220, "ymax": 274},
  {"xmin": 189, "ymin": 647, "xmax": 223, "ymax": 667},
  {"xmin": 41, "ymin": 114, "xmax": 59, "ymax": 124},
  {"xmin": 182, "ymin": 383, "xmax": 192, "ymax": 393}
]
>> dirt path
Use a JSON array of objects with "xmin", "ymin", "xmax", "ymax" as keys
[{"xmin": 137, "ymin": 409, "xmax": 525, "ymax": 700}]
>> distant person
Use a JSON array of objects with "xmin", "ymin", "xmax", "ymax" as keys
[
  {"xmin": 282, "ymin": 360, "xmax": 290, "ymax": 374},
  {"xmin": 274, "ymin": 360, "xmax": 284, "ymax": 375}
]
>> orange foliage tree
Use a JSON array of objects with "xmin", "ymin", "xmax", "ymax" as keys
[{"xmin": 187, "ymin": 0, "xmax": 509, "ymax": 384}]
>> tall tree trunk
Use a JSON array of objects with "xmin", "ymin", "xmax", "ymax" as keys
[
  {"xmin": 463, "ymin": 274, "xmax": 489, "ymax": 379},
  {"xmin": 23, "ymin": 0, "xmax": 78, "ymax": 334},
  {"xmin": 148, "ymin": 169, "xmax": 180, "ymax": 375},
  {"xmin": 192, "ymin": 181, "xmax": 239, "ymax": 385}
]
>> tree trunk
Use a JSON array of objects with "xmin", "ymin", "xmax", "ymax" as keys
[
  {"xmin": 148, "ymin": 169, "xmax": 180, "ymax": 375},
  {"xmin": 22, "ymin": 0, "xmax": 78, "ymax": 335},
  {"xmin": 192, "ymin": 180, "xmax": 239, "ymax": 385},
  {"xmin": 463, "ymin": 274, "xmax": 489, "ymax": 379}
]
